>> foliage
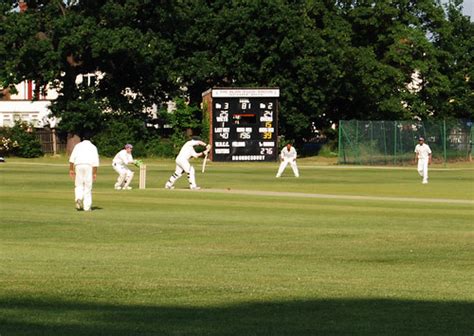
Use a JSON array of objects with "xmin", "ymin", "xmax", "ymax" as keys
[
  {"xmin": 92, "ymin": 116, "xmax": 149, "ymax": 157},
  {"xmin": 0, "ymin": 0, "xmax": 178, "ymax": 136},
  {"xmin": 427, "ymin": 0, "xmax": 474, "ymax": 120},
  {"xmin": 0, "ymin": 121, "xmax": 43, "ymax": 158},
  {"xmin": 144, "ymin": 137, "xmax": 175, "ymax": 158},
  {"xmin": 160, "ymin": 98, "xmax": 203, "ymax": 155},
  {"xmin": 172, "ymin": 0, "xmax": 473, "ymax": 139},
  {"xmin": 0, "ymin": 134, "xmax": 19, "ymax": 156},
  {"xmin": 316, "ymin": 142, "xmax": 338, "ymax": 158},
  {"xmin": 0, "ymin": 1, "xmax": 472, "ymax": 144},
  {"xmin": 91, "ymin": 114, "xmax": 179, "ymax": 158}
]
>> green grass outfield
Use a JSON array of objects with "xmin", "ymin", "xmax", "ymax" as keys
[{"xmin": 0, "ymin": 156, "xmax": 473, "ymax": 335}]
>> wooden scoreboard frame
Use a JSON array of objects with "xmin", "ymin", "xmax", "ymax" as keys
[{"xmin": 202, "ymin": 88, "xmax": 279, "ymax": 162}]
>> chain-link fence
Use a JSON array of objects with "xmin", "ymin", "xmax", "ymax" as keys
[{"xmin": 338, "ymin": 120, "xmax": 473, "ymax": 165}]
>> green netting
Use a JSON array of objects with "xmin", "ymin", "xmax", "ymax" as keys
[{"xmin": 338, "ymin": 120, "xmax": 473, "ymax": 165}]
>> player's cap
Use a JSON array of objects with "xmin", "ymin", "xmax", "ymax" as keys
[
  {"xmin": 418, "ymin": 137, "xmax": 424, "ymax": 141},
  {"xmin": 125, "ymin": 143, "xmax": 133, "ymax": 149}
]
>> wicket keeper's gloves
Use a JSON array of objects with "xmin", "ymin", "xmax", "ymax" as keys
[{"xmin": 133, "ymin": 160, "xmax": 143, "ymax": 167}]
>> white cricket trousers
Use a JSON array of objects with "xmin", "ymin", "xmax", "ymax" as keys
[
  {"xmin": 113, "ymin": 163, "xmax": 134, "ymax": 189},
  {"xmin": 276, "ymin": 159, "xmax": 299, "ymax": 177},
  {"xmin": 417, "ymin": 158, "xmax": 429, "ymax": 183},
  {"xmin": 74, "ymin": 164, "xmax": 93, "ymax": 211},
  {"xmin": 167, "ymin": 158, "xmax": 197, "ymax": 188}
]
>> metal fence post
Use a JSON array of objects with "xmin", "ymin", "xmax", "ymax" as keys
[
  {"xmin": 338, "ymin": 121, "xmax": 343, "ymax": 164},
  {"xmin": 393, "ymin": 121, "xmax": 397, "ymax": 165},
  {"xmin": 443, "ymin": 119, "xmax": 447, "ymax": 166}
]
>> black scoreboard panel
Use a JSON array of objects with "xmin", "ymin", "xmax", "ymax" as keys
[{"xmin": 210, "ymin": 89, "xmax": 279, "ymax": 162}]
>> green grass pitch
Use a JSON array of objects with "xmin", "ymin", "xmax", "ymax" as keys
[{"xmin": 0, "ymin": 157, "xmax": 473, "ymax": 335}]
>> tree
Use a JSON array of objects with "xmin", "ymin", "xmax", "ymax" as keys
[
  {"xmin": 172, "ymin": 0, "xmax": 349, "ymax": 141},
  {"xmin": 425, "ymin": 0, "xmax": 474, "ymax": 120},
  {"xmin": 0, "ymin": 0, "xmax": 178, "ymax": 137},
  {"xmin": 1, "ymin": 0, "xmax": 472, "ymax": 146},
  {"xmin": 160, "ymin": 98, "xmax": 203, "ymax": 154}
]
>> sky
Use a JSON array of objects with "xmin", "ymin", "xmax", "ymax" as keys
[
  {"xmin": 462, "ymin": 0, "xmax": 474, "ymax": 19},
  {"xmin": 442, "ymin": 0, "xmax": 474, "ymax": 20}
]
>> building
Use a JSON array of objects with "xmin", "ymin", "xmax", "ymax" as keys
[{"xmin": 0, "ymin": 81, "xmax": 58, "ymax": 128}]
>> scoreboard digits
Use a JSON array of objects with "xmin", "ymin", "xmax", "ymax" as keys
[{"xmin": 204, "ymin": 88, "xmax": 279, "ymax": 162}]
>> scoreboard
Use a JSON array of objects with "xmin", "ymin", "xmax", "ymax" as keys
[{"xmin": 202, "ymin": 88, "xmax": 279, "ymax": 162}]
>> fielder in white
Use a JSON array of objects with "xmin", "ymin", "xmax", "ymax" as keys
[
  {"xmin": 276, "ymin": 143, "xmax": 299, "ymax": 178},
  {"xmin": 112, "ymin": 144, "xmax": 138, "ymax": 190},
  {"xmin": 69, "ymin": 136, "xmax": 100, "ymax": 211},
  {"xmin": 414, "ymin": 137, "xmax": 432, "ymax": 184},
  {"xmin": 165, "ymin": 137, "xmax": 210, "ymax": 190}
]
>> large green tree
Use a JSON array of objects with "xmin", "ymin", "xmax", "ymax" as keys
[
  {"xmin": 173, "ymin": 0, "xmax": 472, "ymax": 141},
  {"xmin": 0, "ymin": 0, "xmax": 177, "ymax": 136},
  {"xmin": 426, "ymin": 0, "xmax": 474, "ymax": 119},
  {"xmin": 173, "ymin": 0, "xmax": 349, "ymax": 141}
]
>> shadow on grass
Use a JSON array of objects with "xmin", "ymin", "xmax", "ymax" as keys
[{"xmin": 0, "ymin": 297, "xmax": 472, "ymax": 335}]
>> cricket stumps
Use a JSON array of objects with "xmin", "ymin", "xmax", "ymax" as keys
[{"xmin": 139, "ymin": 164, "xmax": 146, "ymax": 189}]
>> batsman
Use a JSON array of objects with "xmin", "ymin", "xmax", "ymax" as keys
[{"xmin": 165, "ymin": 137, "xmax": 211, "ymax": 190}]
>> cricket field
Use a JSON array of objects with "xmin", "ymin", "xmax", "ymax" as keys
[{"xmin": 0, "ymin": 157, "xmax": 473, "ymax": 335}]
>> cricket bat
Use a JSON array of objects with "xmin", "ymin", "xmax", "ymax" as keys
[{"xmin": 202, "ymin": 152, "xmax": 208, "ymax": 173}]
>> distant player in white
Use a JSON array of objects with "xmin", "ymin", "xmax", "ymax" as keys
[
  {"xmin": 112, "ymin": 144, "xmax": 136, "ymax": 190},
  {"xmin": 69, "ymin": 135, "xmax": 100, "ymax": 211},
  {"xmin": 276, "ymin": 143, "xmax": 299, "ymax": 178},
  {"xmin": 165, "ymin": 137, "xmax": 210, "ymax": 190},
  {"xmin": 414, "ymin": 137, "xmax": 432, "ymax": 184}
]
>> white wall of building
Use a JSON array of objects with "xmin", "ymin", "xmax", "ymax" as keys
[{"xmin": 0, "ymin": 81, "xmax": 58, "ymax": 127}]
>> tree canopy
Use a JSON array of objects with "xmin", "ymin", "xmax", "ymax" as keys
[{"xmin": 0, "ymin": 0, "xmax": 472, "ymax": 141}]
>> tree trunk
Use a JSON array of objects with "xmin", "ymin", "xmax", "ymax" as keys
[{"xmin": 66, "ymin": 133, "xmax": 81, "ymax": 155}]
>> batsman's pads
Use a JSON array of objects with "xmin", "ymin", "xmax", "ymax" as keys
[{"xmin": 133, "ymin": 160, "xmax": 144, "ymax": 167}]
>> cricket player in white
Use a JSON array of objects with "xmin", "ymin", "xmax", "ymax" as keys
[
  {"xmin": 276, "ymin": 143, "xmax": 299, "ymax": 178},
  {"xmin": 165, "ymin": 137, "xmax": 210, "ymax": 190},
  {"xmin": 414, "ymin": 137, "xmax": 432, "ymax": 184},
  {"xmin": 69, "ymin": 136, "xmax": 100, "ymax": 211},
  {"xmin": 112, "ymin": 144, "xmax": 136, "ymax": 190}
]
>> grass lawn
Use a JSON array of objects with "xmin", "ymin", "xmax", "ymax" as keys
[{"xmin": 0, "ymin": 156, "xmax": 473, "ymax": 335}]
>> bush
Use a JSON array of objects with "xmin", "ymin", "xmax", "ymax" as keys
[
  {"xmin": 0, "ymin": 121, "xmax": 43, "ymax": 158},
  {"xmin": 145, "ymin": 137, "xmax": 175, "ymax": 158},
  {"xmin": 93, "ymin": 116, "xmax": 177, "ymax": 158},
  {"xmin": 317, "ymin": 143, "xmax": 338, "ymax": 157},
  {"xmin": 93, "ymin": 118, "xmax": 147, "ymax": 157},
  {"xmin": 0, "ymin": 134, "xmax": 19, "ymax": 157}
]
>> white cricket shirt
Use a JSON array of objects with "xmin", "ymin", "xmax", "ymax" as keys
[
  {"xmin": 177, "ymin": 140, "xmax": 200, "ymax": 161},
  {"xmin": 69, "ymin": 140, "xmax": 100, "ymax": 167},
  {"xmin": 112, "ymin": 149, "xmax": 134, "ymax": 166},
  {"xmin": 414, "ymin": 143, "xmax": 432, "ymax": 159},
  {"xmin": 281, "ymin": 146, "xmax": 297, "ymax": 160}
]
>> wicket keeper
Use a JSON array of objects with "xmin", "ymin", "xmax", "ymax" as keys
[{"xmin": 112, "ymin": 144, "xmax": 138, "ymax": 190}]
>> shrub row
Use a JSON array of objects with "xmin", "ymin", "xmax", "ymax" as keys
[{"xmin": 0, "ymin": 121, "xmax": 43, "ymax": 158}]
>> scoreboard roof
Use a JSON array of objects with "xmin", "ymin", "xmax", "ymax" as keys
[{"xmin": 204, "ymin": 88, "xmax": 280, "ymax": 98}]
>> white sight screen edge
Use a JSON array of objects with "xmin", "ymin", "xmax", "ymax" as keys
[{"xmin": 212, "ymin": 89, "xmax": 280, "ymax": 98}]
